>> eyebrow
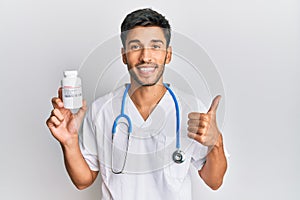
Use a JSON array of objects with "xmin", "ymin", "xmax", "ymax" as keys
[
  {"xmin": 151, "ymin": 39, "xmax": 164, "ymax": 44},
  {"xmin": 127, "ymin": 39, "xmax": 165, "ymax": 46},
  {"xmin": 127, "ymin": 39, "xmax": 140, "ymax": 46}
]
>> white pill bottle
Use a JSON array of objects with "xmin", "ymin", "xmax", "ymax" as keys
[{"xmin": 61, "ymin": 70, "xmax": 82, "ymax": 109}]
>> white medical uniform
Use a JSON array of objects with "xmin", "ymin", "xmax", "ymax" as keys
[{"xmin": 79, "ymin": 84, "xmax": 209, "ymax": 200}]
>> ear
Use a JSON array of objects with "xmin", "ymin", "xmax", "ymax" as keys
[
  {"xmin": 165, "ymin": 46, "xmax": 172, "ymax": 64},
  {"xmin": 121, "ymin": 48, "xmax": 127, "ymax": 64}
]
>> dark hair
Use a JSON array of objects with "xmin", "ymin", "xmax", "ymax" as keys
[{"xmin": 120, "ymin": 8, "xmax": 171, "ymax": 48}]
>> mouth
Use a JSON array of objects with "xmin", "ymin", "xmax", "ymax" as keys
[{"xmin": 137, "ymin": 66, "xmax": 157, "ymax": 75}]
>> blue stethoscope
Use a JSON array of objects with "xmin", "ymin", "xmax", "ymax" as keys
[{"xmin": 111, "ymin": 83, "xmax": 185, "ymax": 174}]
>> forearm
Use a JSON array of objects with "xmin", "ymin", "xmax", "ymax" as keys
[
  {"xmin": 199, "ymin": 134, "xmax": 227, "ymax": 190},
  {"xmin": 61, "ymin": 138, "xmax": 97, "ymax": 190}
]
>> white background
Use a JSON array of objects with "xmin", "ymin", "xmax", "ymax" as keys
[{"xmin": 1, "ymin": 0, "xmax": 299, "ymax": 199}]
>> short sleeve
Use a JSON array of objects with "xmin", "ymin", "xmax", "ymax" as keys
[
  {"xmin": 191, "ymin": 141, "xmax": 208, "ymax": 170},
  {"xmin": 79, "ymin": 106, "xmax": 100, "ymax": 171}
]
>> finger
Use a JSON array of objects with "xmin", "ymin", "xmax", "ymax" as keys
[
  {"xmin": 188, "ymin": 112, "xmax": 201, "ymax": 119},
  {"xmin": 199, "ymin": 120, "xmax": 209, "ymax": 129},
  {"xmin": 51, "ymin": 108, "xmax": 64, "ymax": 121},
  {"xmin": 188, "ymin": 117, "xmax": 209, "ymax": 127},
  {"xmin": 188, "ymin": 124, "xmax": 207, "ymax": 134},
  {"xmin": 207, "ymin": 95, "xmax": 221, "ymax": 113},
  {"xmin": 188, "ymin": 132, "xmax": 205, "ymax": 144},
  {"xmin": 198, "ymin": 126, "xmax": 208, "ymax": 135},
  {"xmin": 51, "ymin": 97, "xmax": 64, "ymax": 109},
  {"xmin": 187, "ymin": 126, "xmax": 198, "ymax": 133},
  {"xmin": 188, "ymin": 119, "xmax": 200, "ymax": 126},
  {"xmin": 188, "ymin": 121, "xmax": 206, "ymax": 130},
  {"xmin": 47, "ymin": 116, "xmax": 61, "ymax": 127},
  {"xmin": 188, "ymin": 112, "xmax": 209, "ymax": 121},
  {"xmin": 199, "ymin": 114, "xmax": 209, "ymax": 121},
  {"xmin": 187, "ymin": 126, "xmax": 205, "ymax": 134},
  {"xmin": 58, "ymin": 87, "xmax": 62, "ymax": 100},
  {"xmin": 46, "ymin": 118, "xmax": 56, "ymax": 132}
]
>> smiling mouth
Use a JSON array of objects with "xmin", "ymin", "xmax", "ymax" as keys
[
  {"xmin": 137, "ymin": 66, "xmax": 157, "ymax": 75},
  {"xmin": 139, "ymin": 67, "xmax": 155, "ymax": 72}
]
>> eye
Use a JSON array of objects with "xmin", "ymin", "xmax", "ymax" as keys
[
  {"xmin": 130, "ymin": 44, "xmax": 141, "ymax": 50},
  {"xmin": 152, "ymin": 44, "xmax": 161, "ymax": 49}
]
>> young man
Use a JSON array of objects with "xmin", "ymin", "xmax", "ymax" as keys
[{"xmin": 46, "ymin": 8, "xmax": 227, "ymax": 200}]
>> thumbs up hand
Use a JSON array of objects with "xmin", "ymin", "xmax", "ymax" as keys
[{"xmin": 187, "ymin": 95, "xmax": 221, "ymax": 147}]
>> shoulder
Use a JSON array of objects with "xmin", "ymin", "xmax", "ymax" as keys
[
  {"xmin": 92, "ymin": 86, "xmax": 124, "ymax": 108},
  {"xmin": 86, "ymin": 85, "xmax": 126, "ymax": 121}
]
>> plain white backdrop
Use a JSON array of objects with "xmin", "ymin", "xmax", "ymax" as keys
[{"xmin": 1, "ymin": 0, "xmax": 299, "ymax": 199}]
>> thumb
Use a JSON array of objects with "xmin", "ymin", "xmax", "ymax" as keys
[
  {"xmin": 58, "ymin": 87, "xmax": 63, "ymax": 100},
  {"xmin": 73, "ymin": 100, "xmax": 88, "ymax": 132},
  {"xmin": 76, "ymin": 100, "xmax": 87, "ymax": 121},
  {"xmin": 207, "ymin": 95, "xmax": 221, "ymax": 113}
]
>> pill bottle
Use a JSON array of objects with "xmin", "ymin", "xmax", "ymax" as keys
[{"xmin": 61, "ymin": 70, "xmax": 82, "ymax": 109}]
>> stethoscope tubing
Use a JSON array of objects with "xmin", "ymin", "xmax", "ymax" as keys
[
  {"xmin": 112, "ymin": 84, "xmax": 132, "ymax": 135},
  {"xmin": 111, "ymin": 83, "xmax": 184, "ymax": 173},
  {"xmin": 163, "ymin": 83, "xmax": 180, "ymax": 149}
]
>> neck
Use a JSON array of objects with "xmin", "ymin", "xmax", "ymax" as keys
[{"xmin": 128, "ymin": 81, "xmax": 167, "ymax": 120}]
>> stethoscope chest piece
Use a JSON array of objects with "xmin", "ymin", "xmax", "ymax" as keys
[{"xmin": 172, "ymin": 149, "xmax": 185, "ymax": 164}]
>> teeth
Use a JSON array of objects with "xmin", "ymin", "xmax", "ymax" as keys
[{"xmin": 140, "ymin": 68, "xmax": 154, "ymax": 72}]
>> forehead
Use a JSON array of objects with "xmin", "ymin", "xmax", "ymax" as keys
[{"xmin": 125, "ymin": 26, "xmax": 166, "ymax": 43}]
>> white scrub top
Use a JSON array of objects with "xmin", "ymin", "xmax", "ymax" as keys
[{"xmin": 79, "ymin": 84, "xmax": 209, "ymax": 200}]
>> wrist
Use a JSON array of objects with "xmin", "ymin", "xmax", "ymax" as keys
[
  {"xmin": 214, "ymin": 133, "xmax": 223, "ymax": 148},
  {"xmin": 208, "ymin": 133, "xmax": 223, "ymax": 153},
  {"xmin": 60, "ymin": 134, "xmax": 79, "ymax": 151}
]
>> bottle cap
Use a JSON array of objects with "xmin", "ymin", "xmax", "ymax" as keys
[{"xmin": 63, "ymin": 70, "xmax": 78, "ymax": 77}]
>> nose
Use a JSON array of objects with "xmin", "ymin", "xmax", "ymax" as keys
[{"xmin": 139, "ymin": 47, "xmax": 152, "ymax": 63}]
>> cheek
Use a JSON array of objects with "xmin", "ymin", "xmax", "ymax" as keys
[
  {"xmin": 126, "ymin": 52, "xmax": 140, "ymax": 63},
  {"xmin": 125, "ymin": 50, "xmax": 168, "ymax": 64},
  {"xmin": 154, "ymin": 52, "xmax": 168, "ymax": 63}
]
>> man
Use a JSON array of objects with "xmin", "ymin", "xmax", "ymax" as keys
[{"xmin": 46, "ymin": 8, "xmax": 227, "ymax": 199}]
